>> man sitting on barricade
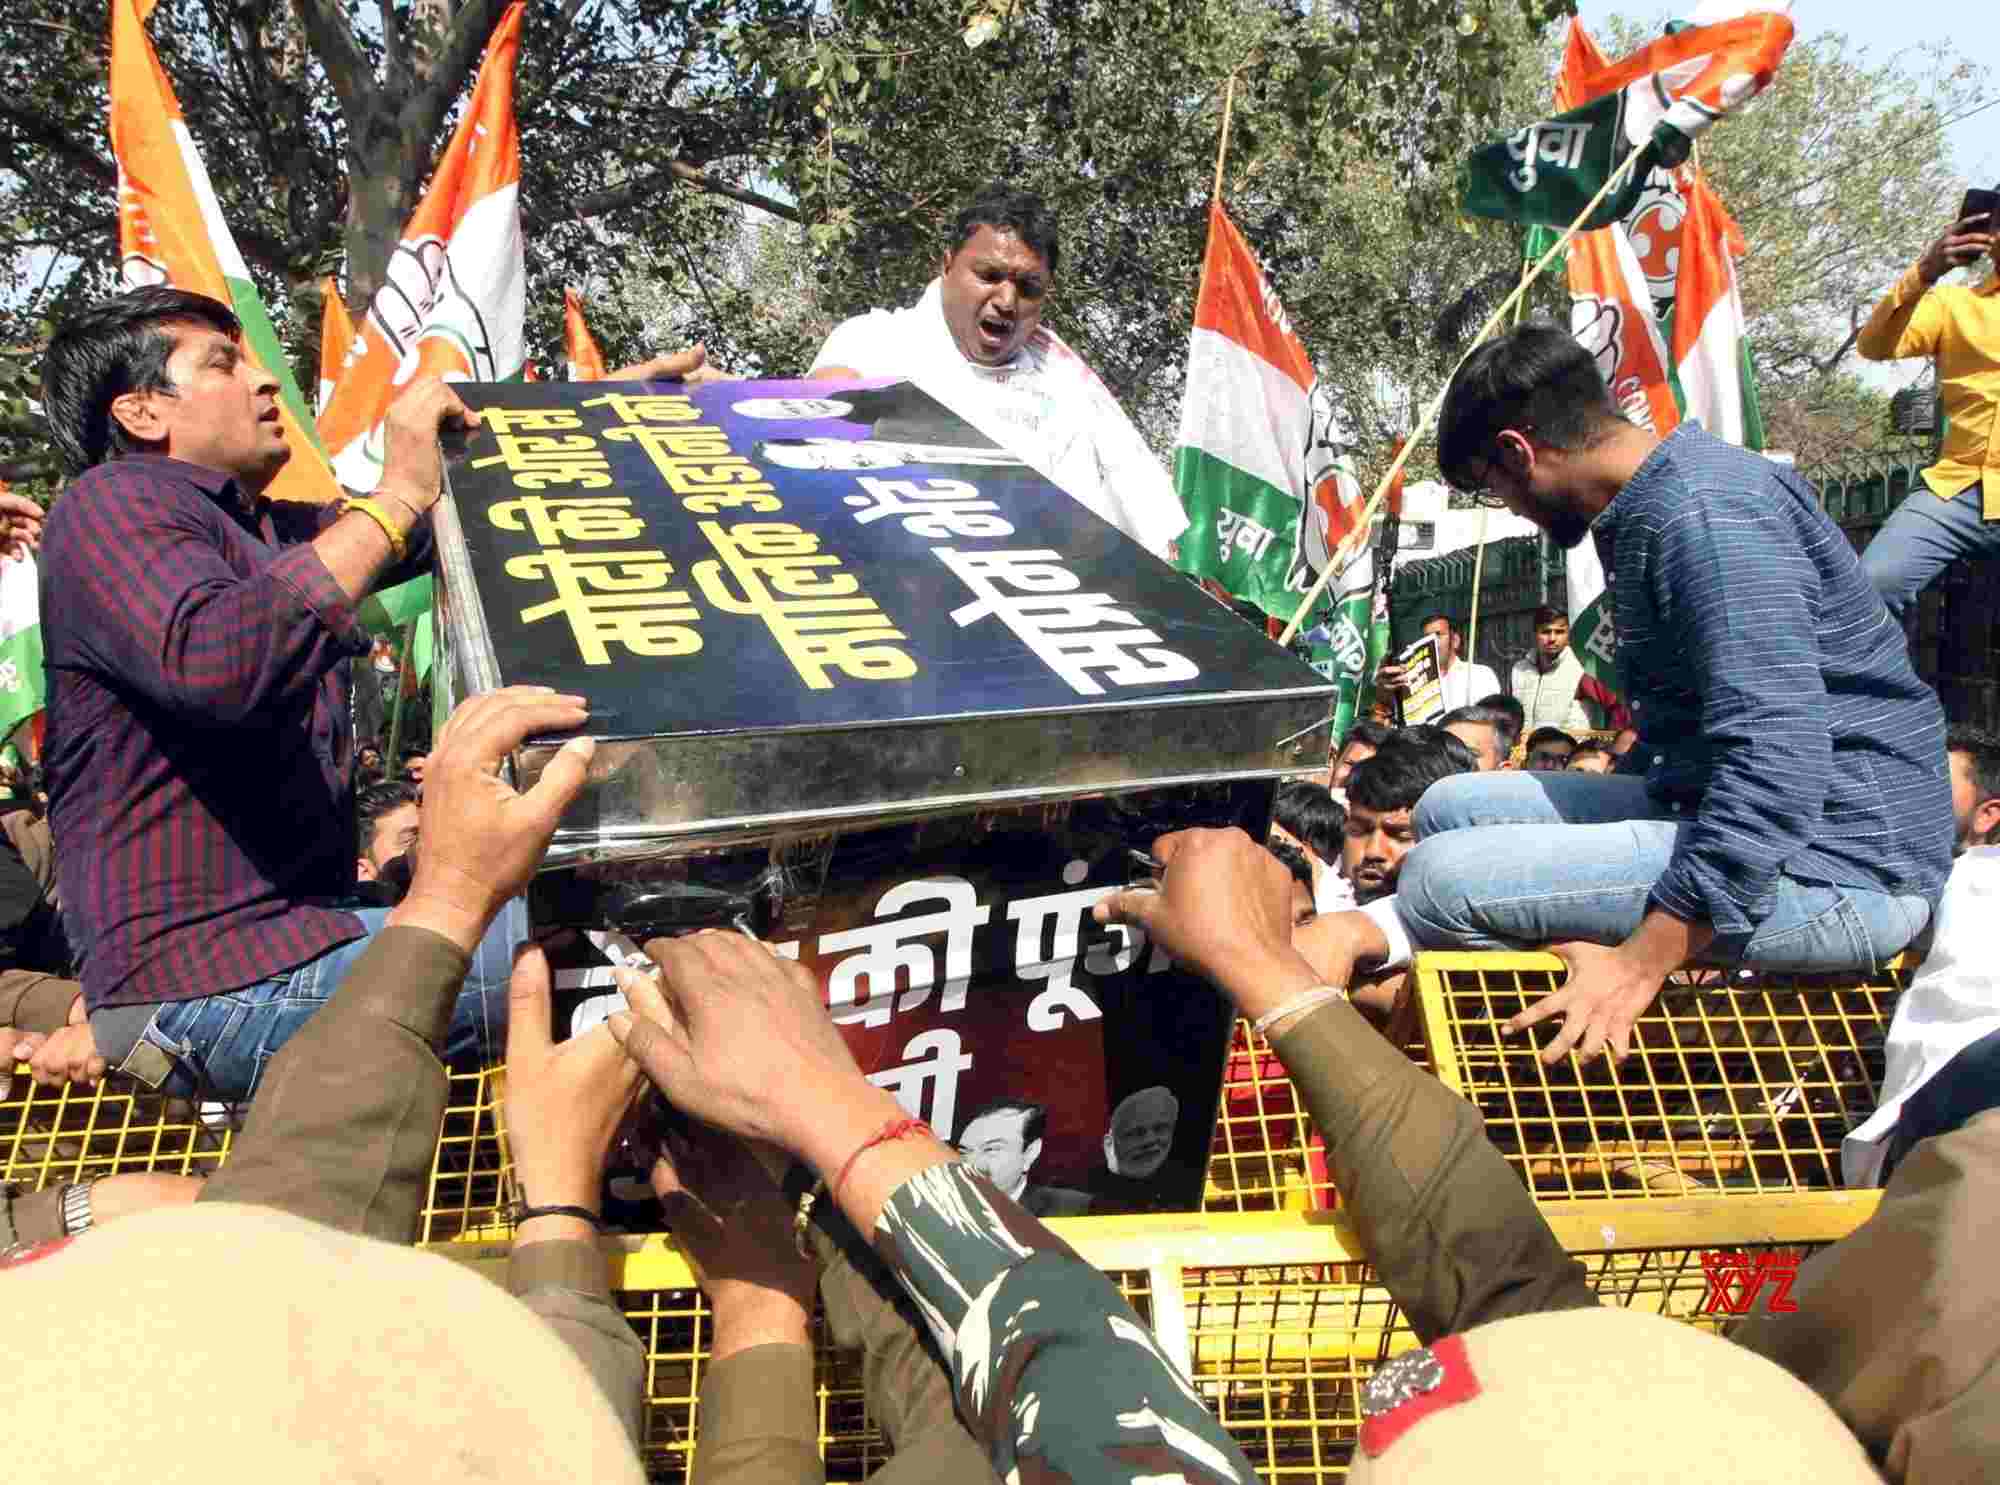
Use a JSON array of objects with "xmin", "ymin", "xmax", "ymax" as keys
[
  {"xmin": 1092, "ymin": 827, "xmax": 1986, "ymax": 1480},
  {"xmin": 1309, "ymin": 323, "xmax": 1950, "ymax": 1062}
]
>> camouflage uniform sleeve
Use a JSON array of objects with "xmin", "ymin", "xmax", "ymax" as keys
[{"xmin": 872, "ymin": 1161, "xmax": 1255, "ymax": 1485}]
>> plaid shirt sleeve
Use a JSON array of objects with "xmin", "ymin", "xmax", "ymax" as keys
[
  {"xmin": 1643, "ymin": 489, "xmax": 1831, "ymax": 940},
  {"xmin": 875, "ymin": 1162, "xmax": 1256, "ymax": 1485},
  {"xmin": 60, "ymin": 467, "xmax": 368, "ymax": 726}
]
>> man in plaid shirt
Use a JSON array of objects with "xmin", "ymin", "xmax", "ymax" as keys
[{"xmin": 23, "ymin": 287, "xmax": 549, "ymax": 1098}]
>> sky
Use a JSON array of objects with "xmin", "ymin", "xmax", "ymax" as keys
[
  {"xmin": 1573, "ymin": 0, "xmax": 1998, "ymax": 181},
  {"xmin": 1570, "ymin": 0, "xmax": 1997, "ymax": 398}
]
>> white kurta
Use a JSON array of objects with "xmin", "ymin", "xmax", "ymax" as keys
[
  {"xmin": 813, "ymin": 281, "xmax": 1188, "ymax": 558},
  {"xmin": 1842, "ymin": 847, "xmax": 2000, "ymax": 1186}
]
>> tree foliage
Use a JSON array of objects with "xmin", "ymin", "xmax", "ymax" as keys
[
  {"xmin": 1594, "ymin": 16, "xmax": 1982, "ymax": 467},
  {"xmin": 0, "ymin": 0, "xmax": 1573, "ymax": 488}
]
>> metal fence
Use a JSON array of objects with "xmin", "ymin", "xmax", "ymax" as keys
[{"xmin": 1387, "ymin": 446, "xmax": 1998, "ymax": 727}]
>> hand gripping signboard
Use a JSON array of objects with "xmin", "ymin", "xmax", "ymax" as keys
[{"xmin": 436, "ymin": 378, "xmax": 1335, "ymax": 1215}]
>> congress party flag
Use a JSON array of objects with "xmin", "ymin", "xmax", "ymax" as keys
[
  {"xmin": 1308, "ymin": 448, "xmax": 1405, "ymax": 746},
  {"xmin": 316, "ymin": 277, "xmax": 357, "ymax": 419},
  {"xmin": 0, "ymin": 551, "xmax": 45, "ymax": 748},
  {"xmin": 1563, "ymin": 206, "xmax": 1680, "ymax": 713},
  {"xmin": 564, "ymin": 288, "xmax": 609, "ymax": 381},
  {"xmin": 110, "ymin": 0, "xmax": 336, "ymax": 504},
  {"xmin": 1668, "ymin": 174, "xmax": 1765, "ymax": 450},
  {"xmin": 318, "ymin": 0, "xmax": 527, "ymax": 491},
  {"xmin": 1173, "ymin": 201, "xmax": 1363, "ymax": 618},
  {"xmin": 1460, "ymin": 11, "xmax": 1792, "ymax": 231}
]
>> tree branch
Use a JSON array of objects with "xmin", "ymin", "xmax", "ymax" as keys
[
  {"xmin": 409, "ymin": 0, "xmax": 515, "ymax": 148},
  {"xmin": 546, "ymin": 160, "xmax": 802, "ymax": 225},
  {"xmin": 381, "ymin": 0, "xmax": 406, "ymax": 90},
  {"xmin": 292, "ymin": 0, "xmax": 374, "ymax": 117},
  {"xmin": 0, "ymin": 101, "xmax": 117, "ymax": 189},
  {"xmin": 195, "ymin": 0, "xmax": 288, "ymax": 204}
]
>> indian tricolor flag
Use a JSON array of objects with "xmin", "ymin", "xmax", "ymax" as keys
[
  {"xmin": 1669, "ymin": 173, "xmax": 1764, "ymax": 449},
  {"xmin": 110, "ymin": 0, "xmax": 336, "ymax": 504},
  {"xmin": 1173, "ymin": 201, "xmax": 1362, "ymax": 619},
  {"xmin": 318, "ymin": 0, "xmax": 527, "ymax": 491},
  {"xmin": 316, "ymin": 276, "xmax": 357, "ymax": 420},
  {"xmin": 1554, "ymin": 19, "xmax": 1681, "ymax": 716},
  {"xmin": 565, "ymin": 288, "xmax": 608, "ymax": 381},
  {"xmin": 0, "ymin": 550, "xmax": 45, "ymax": 749}
]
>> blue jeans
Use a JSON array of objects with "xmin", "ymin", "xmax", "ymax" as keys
[
  {"xmin": 138, "ymin": 899, "xmax": 527, "ymax": 1102},
  {"xmin": 1398, "ymin": 772, "xmax": 1930, "ymax": 969},
  {"xmin": 1859, "ymin": 482, "xmax": 2000, "ymax": 619}
]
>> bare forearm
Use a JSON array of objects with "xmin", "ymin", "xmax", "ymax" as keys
[
  {"xmin": 310, "ymin": 506, "xmax": 412, "ymax": 603},
  {"xmin": 791, "ymin": 1079, "xmax": 953, "ymax": 1241},
  {"xmin": 709, "ymin": 1291, "xmax": 813, "ymax": 1363},
  {"xmin": 1622, "ymin": 907, "xmax": 1714, "ymax": 978}
]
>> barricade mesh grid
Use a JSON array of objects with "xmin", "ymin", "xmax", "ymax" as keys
[
  {"xmin": 1414, "ymin": 953, "xmax": 1906, "ymax": 1200},
  {"xmin": 0, "ymin": 1074, "xmax": 240, "ymax": 1186},
  {"xmin": 602, "ymin": 1244, "xmax": 1814, "ymax": 1481},
  {"xmin": 2, "ymin": 949, "xmax": 1894, "ymax": 1481}
]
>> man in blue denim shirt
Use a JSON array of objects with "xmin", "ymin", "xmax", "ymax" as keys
[{"xmin": 1347, "ymin": 324, "xmax": 1951, "ymax": 1064}]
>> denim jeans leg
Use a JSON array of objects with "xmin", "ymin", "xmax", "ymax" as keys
[
  {"xmin": 1411, "ymin": 769, "xmax": 1665, "ymax": 836},
  {"xmin": 1395, "ymin": 817, "xmax": 1684, "ymax": 950},
  {"xmin": 1858, "ymin": 484, "xmax": 1999, "ymax": 619},
  {"xmin": 443, "ymin": 896, "xmax": 530, "ymax": 1066},
  {"xmin": 141, "ymin": 909, "xmax": 392, "ymax": 1102},
  {"xmin": 1735, "ymin": 886, "xmax": 1930, "ymax": 972},
  {"xmin": 1396, "ymin": 814, "xmax": 1929, "ymax": 972}
]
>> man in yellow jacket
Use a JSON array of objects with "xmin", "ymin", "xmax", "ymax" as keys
[{"xmin": 1856, "ymin": 203, "xmax": 2000, "ymax": 616}]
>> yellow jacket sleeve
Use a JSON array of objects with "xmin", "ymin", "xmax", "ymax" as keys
[{"xmin": 1857, "ymin": 265, "xmax": 1947, "ymax": 361}]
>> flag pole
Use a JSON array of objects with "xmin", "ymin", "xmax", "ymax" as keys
[
  {"xmin": 384, "ymin": 620, "xmax": 414, "ymax": 777},
  {"xmin": 1277, "ymin": 145, "xmax": 1646, "ymax": 645},
  {"xmin": 1212, "ymin": 74, "xmax": 1238, "ymax": 202},
  {"xmin": 1465, "ymin": 505, "xmax": 1491, "ymax": 685}
]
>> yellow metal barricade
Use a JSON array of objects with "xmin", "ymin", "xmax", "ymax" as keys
[
  {"xmin": 1413, "ymin": 951, "xmax": 1906, "ymax": 1202},
  {"xmin": 3, "ymin": 945, "xmax": 1904, "ymax": 1482}
]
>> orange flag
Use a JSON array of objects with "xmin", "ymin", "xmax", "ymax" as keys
[
  {"xmin": 316, "ymin": 277, "xmax": 356, "ymax": 422},
  {"xmin": 563, "ymin": 288, "xmax": 608, "ymax": 380},
  {"xmin": 110, "ymin": 0, "xmax": 337, "ymax": 501},
  {"xmin": 318, "ymin": 1, "xmax": 526, "ymax": 490}
]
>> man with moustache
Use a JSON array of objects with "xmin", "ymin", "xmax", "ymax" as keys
[{"xmin": 809, "ymin": 186, "xmax": 1186, "ymax": 558}]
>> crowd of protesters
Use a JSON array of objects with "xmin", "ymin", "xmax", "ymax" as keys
[{"xmin": 1, "ymin": 190, "xmax": 1996, "ymax": 1483}]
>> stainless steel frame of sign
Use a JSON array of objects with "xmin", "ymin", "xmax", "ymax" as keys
[{"xmin": 433, "ymin": 483, "xmax": 1336, "ymax": 866}]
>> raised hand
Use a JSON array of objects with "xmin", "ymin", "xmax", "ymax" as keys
[{"xmin": 389, "ymin": 685, "xmax": 592, "ymax": 953}]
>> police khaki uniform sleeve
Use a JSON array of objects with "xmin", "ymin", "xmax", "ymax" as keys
[
  {"xmin": 1728, "ymin": 1108, "xmax": 2000, "ymax": 1481},
  {"xmin": 197, "ymin": 924, "xmax": 651, "ymax": 1443},
  {"xmin": 197, "ymin": 924, "xmax": 469, "ymax": 1243},
  {"xmin": 1268, "ymin": 999, "xmax": 1598, "ymax": 1340},
  {"xmin": 691, "ymin": 1344, "xmax": 826, "ymax": 1485},
  {"xmin": 509, "ymin": 1238, "xmax": 648, "ymax": 1450}
]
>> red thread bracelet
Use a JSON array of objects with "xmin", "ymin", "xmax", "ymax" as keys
[{"xmin": 832, "ymin": 1116, "xmax": 930, "ymax": 1204}]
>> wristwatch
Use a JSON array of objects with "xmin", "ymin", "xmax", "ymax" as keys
[{"xmin": 59, "ymin": 1178, "xmax": 98, "ymax": 1237}]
